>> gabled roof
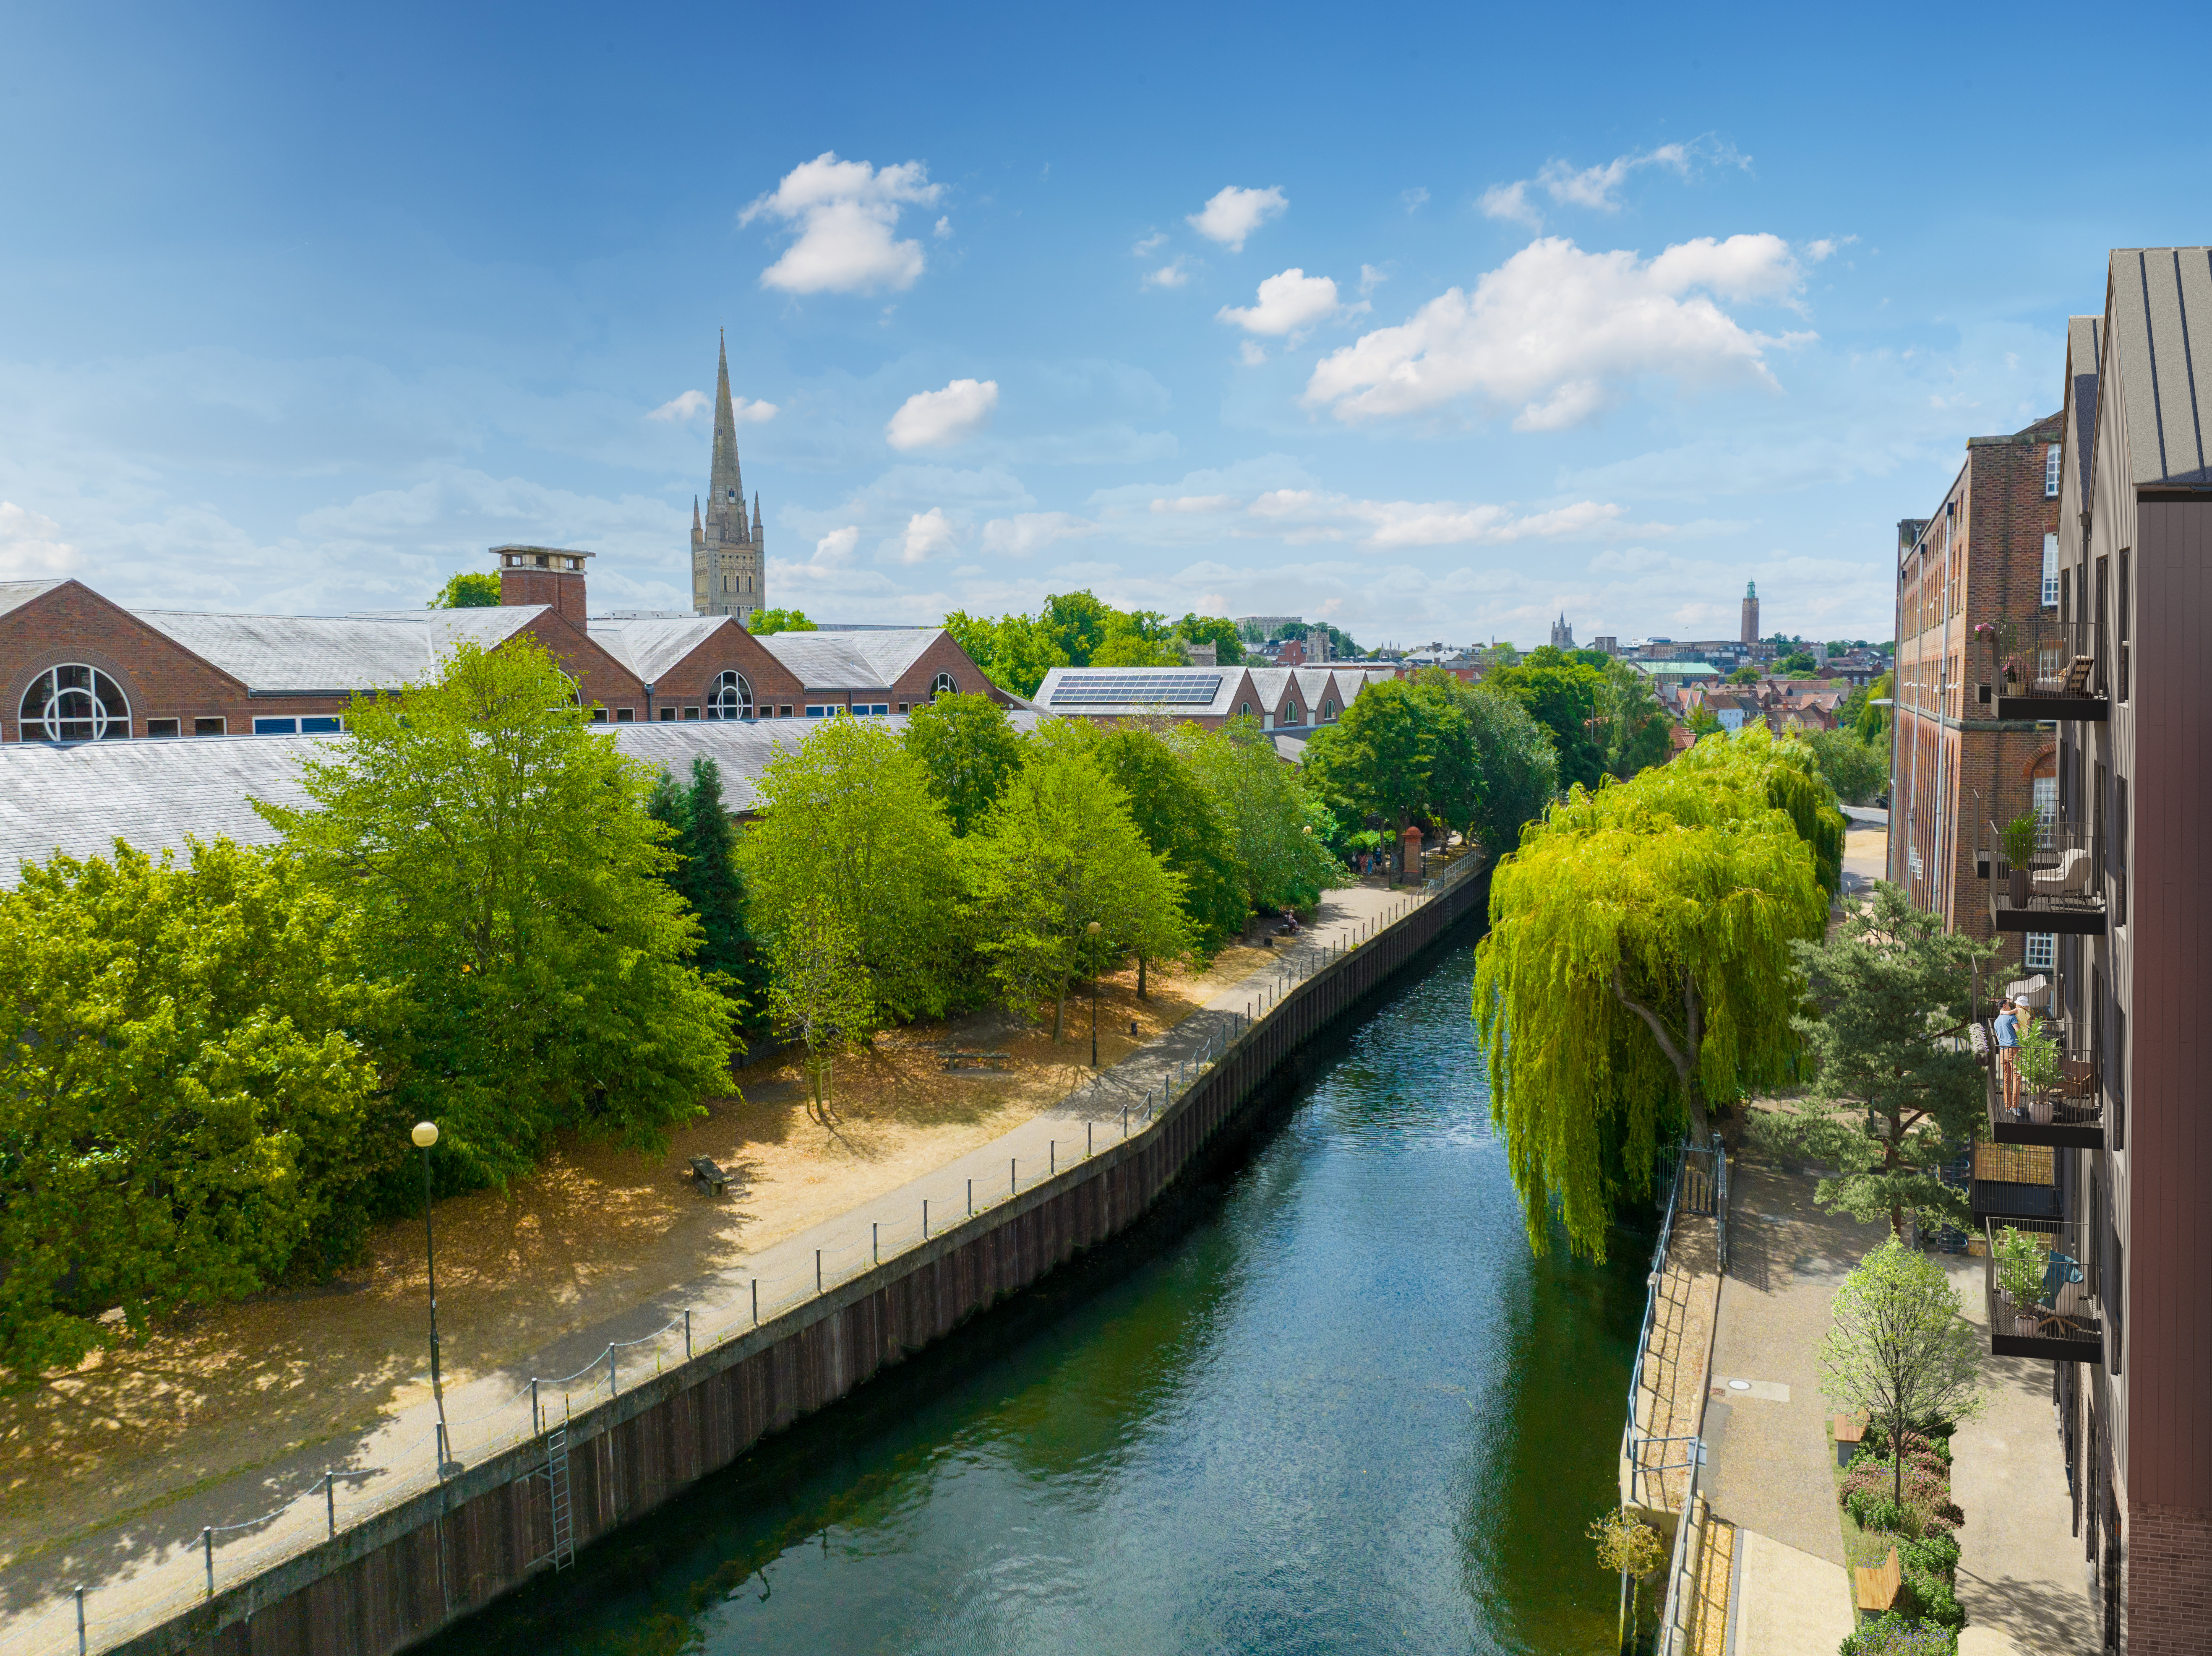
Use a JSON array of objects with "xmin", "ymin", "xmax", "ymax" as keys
[
  {"xmin": 2066, "ymin": 314, "xmax": 2102, "ymax": 495},
  {"xmin": 751, "ymin": 628, "xmax": 944, "ymax": 690},
  {"xmin": 130, "ymin": 607, "xmax": 542, "ymax": 694},
  {"xmin": 587, "ymin": 616, "xmax": 741, "ymax": 685},
  {"xmin": 1034, "ymin": 664, "xmax": 1254, "ymax": 719},
  {"xmin": 0, "ymin": 580, "xmax": 63, "ymax": 621},
  {"xmin": 2108, "ymin": 247, "xmax": 2212, "ymax": 487}
]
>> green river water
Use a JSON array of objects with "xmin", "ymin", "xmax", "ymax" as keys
[{"xmin": 426, "ymin": 917, "xmax": 1651, "ymax": 1655}]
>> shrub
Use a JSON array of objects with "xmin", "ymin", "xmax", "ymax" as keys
[
  {"xmin": 1848, "ymin": 1492, "xmax": 1922, "ymax": 1537},
  {"xmin": 1902, "ymin": 1532, "xmax": 1961, "ymax": 1581},
  {"xmin": 1840, "ymin": 1613, "xmax": 1958, "ymax": 1656},
  {"xmin": 1901, "ymin": 1562, "xmax": 1967, "ymax": 1631}
]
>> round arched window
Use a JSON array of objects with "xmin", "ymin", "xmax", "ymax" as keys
[
  {"xmin": 930, "ymin": 671, "xmax": 957, "ymax": 698},
  {"xmin": 709, "ymin": 670, "xmax": 754, "ymax": 720},
  {"xmin": 19, "ymin": 665, "xmax": 130, "ymax": 742}
]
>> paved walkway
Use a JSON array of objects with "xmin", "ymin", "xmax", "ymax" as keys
[
  {"xmin": 3, "ymin": 862, "xmax": 1477, "ymax": 1655},
  {"xmin": 1733, "ymin": 1529, "xmax": 1856, "ymax": 1654}
]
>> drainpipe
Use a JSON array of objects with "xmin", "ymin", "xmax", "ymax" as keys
[{"xmin": 642, "ymin": 680, "xmax": 655, "ymax": 722}]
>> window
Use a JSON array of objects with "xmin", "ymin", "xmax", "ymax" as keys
[
  {"xmin": 615, "ymin": 708, "xmax": 634, "ymax": 723},
  {"xmin": 681, "ymin": 706, "xmax": 701, "ymax": 721},
  {"xmin": 2024, "ymin": 932, "xmax": 2055, "ymax": 970},
  {"xmin": 2042, "ymin": 533, "xmax": 2060, "ymax": 607},
  {"xmin": 2045, "ymin": 443, "xmax": 2062, "ymax": 498},
  {"xmin": 18, "ymin": 665, "xmax": 130, "ymax": 742},
  {"xmin": 805, "ymin": 705, "xmax": 829, "ymax": 718},
  {"xmin": 708, "ymin": 671, "xmax": 753, "ymax": 720},
  {"xmin": 2095, "ymin": 556, "xmax": 2109, "ymax": 695},
  {"xmin": 1282, "ymin": 702, "xmax": 1302, "ymax": 725},
  {"xmin": 853, "ymin": 703, "xmax": 889, "ymax": 716},
  {"xmin": 2117, "ymin": 549, "xmax": 2130, "ymax": 703},
  {"xmin": 658, "ymin": 706, "xmax": 676, "ymax": 722},
  {"xmin": 590, "ymin": 708, "xmax": 607, "ymax": 724},
  {"xmin": 253, "ymin": 716, "xmax": 295, "ymax": 734},
  {"xmin": 1323, "ymin": 699, "xmax": 1336, "ymax": 720},
  {"xmin": 779, "ymin": 706, "xmax": 793, "ymax": 718},
  {"xmin": 898, "ymin": 703, "xmax": 909, "ymax": 714},
  {"xmin": 2110, "ymin": 1001, "xmax": 2126, "ymax": 1152},
  {"xmin": 193, "ymin": 716, "xmax": 226, "ymax": 737},
  {"xmin": 1238, "ymin": 701, "xmax": 1251, "ymax": 717},
  {"xmin": 2113, "ymin": 777, "xmax": 2127, "ymax": 927},
  {"xmin": 146, "ymin": 718, "xmax": 180, "ymax": 737},
  {"xmin": 931, "ymin": 672, "xmax": 957, "ymax": 698}
]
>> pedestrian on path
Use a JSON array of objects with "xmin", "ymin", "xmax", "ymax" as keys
[{"xmin": 1994, "ymin": 998, "xmax": 2020, "ymax": 1109}]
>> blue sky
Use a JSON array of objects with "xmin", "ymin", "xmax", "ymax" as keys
[{"xmin": 2, "ymin": 1, "xmax": 2205, "ymax": 648}]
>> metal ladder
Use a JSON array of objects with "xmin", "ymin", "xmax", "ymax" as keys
[{"xmin": 543, "ymin": 1426, "xmax": 575, "ymax": 1571}]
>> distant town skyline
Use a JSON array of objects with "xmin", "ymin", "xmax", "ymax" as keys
[{"xmin": 1, "ymin": 2, "xmax": 2207, "ymax": 646}]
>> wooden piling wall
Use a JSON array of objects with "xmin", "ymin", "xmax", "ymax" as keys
[{"xmin": 124, "ymin": 868, "xmax": 1487, "ymax": 1656}]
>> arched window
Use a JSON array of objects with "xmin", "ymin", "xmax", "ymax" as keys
[
  {"xmin": 930, "ymin": 671, "xmax": 957, "ymax": 698},
  {"xmin": 18, "ymin": 665, "xmax": 130, "ymax": 742},
  {"xmin": 1283, "ymin": 702, "xmax": 1302, "ymax": 724},
  {"xmin": 1323, "ymin": 699, "xmax": 1336, "ymax": 720},
  {"xmin": 708, "ymin": 670, "xmax": 754, "ymax": 720},
  {"xmin": 1238, "ymin": 701, "xmax": 1251, "ymax": 717}
]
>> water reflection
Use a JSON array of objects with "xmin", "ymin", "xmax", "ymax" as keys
[{"xmin": 425, "ymin": 919, "xmax": 1649, "ymax": 1656}]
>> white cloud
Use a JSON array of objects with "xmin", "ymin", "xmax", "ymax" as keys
[
  {"xmin": 899, "ymin": 508, "xmax": 958, "ymax": 563},
  {"xmin": 981, "ymin": 512, "xmax": 1096, "ymax": 557},
  {"xmin": 1480, "ymin": 138, "xmax": 1747, "ymax": 228},
  {"xmin": 1805, "ymin": 235, "xmax": 1857, "ymax": 263},
  {"xmin": 733, "ymin": 397, "xmax": 778, "ymax": 424},
  {"xmin": 1133, "ymin": 231, "xmax": 1168, "ymax": 255},
  {"xmin": 1401, "ymin": 187, "xmax": 1430, "ymax": 213},
  {"xmin": 740, "ymin": 152, "xmax": 945, "ymax": 295},
  {"xmin": 1144, "ymin": 258, "xmax": 1190, "ymax": 290},
  {"xmin": 1245, "ymin": 489, "xmax": 1637, "ymax": 551},
  {"xmin": 885, "ymin": 378, "xmax": 1000, "ymax": 450},
  {"xmin": 1186, "ymin": 185, "xmax": 1287, "ymax": 252},
  {"xmin": 0, "ymin": 500, "xmax": 79, "ymax": 578},
  {"xmin": 648, "ymin": 389, "xmax": 709, "ymax": 422},
  {"xmin": 1359, "ymin": 263, "xmax": 1388, "ymax": 297},
  {"xmin": 814, "ymin": 525, "xmax": 860, "ymax": 564},
  {"xmin": 1303, "ymin": 234, "xmax": 1809, "ymax": 427},
  {"xmin": 1218, "ymin": 268, "xmax": 1341, "ymax": 336},
  {"xmin": 934, "ymin": 216, "xmax": 952, "ymax": 240},
  {"xmin": 1150, "ymin": 495, "xmax": 1242, "ymax": 514},
  {"xmin": 1239, "ymin": 341, "xmax": 1269, "ymax": 367}
]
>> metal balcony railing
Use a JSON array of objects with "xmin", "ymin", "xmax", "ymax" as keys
[
  {"xmin": 1980, "ymin": 1016, "xmax": 2103, "ymax": 1149},
  {"xmin": 1983, "ymin": 1217, "xmax": 2103, "ymax": 1364},
  {"xmin": 1984, "ymin": 820, "xmax": 2106, "ymax": 935},
  {"xmin": 1972, "ymin": 615, "xmax": 2108, "ymax": 720}
]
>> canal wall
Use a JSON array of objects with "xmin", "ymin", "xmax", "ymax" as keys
[{"xmin": 123, "ymin": 865, "xmax": 1489, "ymax": 1656}]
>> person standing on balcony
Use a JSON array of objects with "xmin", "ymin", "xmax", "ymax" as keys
[{"xmin": 1994, "ymin": 998, "xmax": 2021, "ymax": 1109}]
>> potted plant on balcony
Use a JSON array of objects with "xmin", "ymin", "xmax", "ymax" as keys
[
  {"xmin": 2014, "ymin": 1013, "xmax": 2061, "ymax": 1125},
  {"xmin": 1994, "ymin": 1226, "xmax": 2047, "ymax": 1337},
  {"xmin": 2001, "ymin": 811, "xmax": 2040, "ymax": 907}
]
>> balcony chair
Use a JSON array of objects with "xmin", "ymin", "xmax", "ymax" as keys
[
  {"xmin": 2032, "ymin": 849, "xmax": 2095, "ymax": 901},
  {"xmin": 2035, "ymin": 1276, "xmax": 2095, "ymax": 1340},
  {"xmin": 2061, "ymin": 656, "xmax": 2095, "ymax": 695}
]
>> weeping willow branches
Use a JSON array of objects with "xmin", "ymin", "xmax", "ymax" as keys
[{"xmin": 1474, "ymin": 729, "xmax": 1834, "ymax": 1258}]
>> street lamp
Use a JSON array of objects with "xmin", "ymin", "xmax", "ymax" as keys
[
  {"xmin": 411, "ymin": 1122, "xmax": 448, "ymax": 1441},
  {"xmin": 1086, "ymin": 920, "xmax": 1103, "ymax": 1068}
]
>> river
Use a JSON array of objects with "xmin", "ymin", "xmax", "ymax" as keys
[{"xmin": 425, "ymin": 917, "xmax": 1651, "ymax": 1656}]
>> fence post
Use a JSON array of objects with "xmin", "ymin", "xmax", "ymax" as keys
[
  {"xmin": 968, "ymin": 1178, "xmax": 973, "ymax": 1216},
  {"xmin": 1088, "ymin": 1121, "xmax": 1093, "ymax": 1157},
  {"xmin": 608, "ymin": 1349, "xmax": 617, "ymax": 1398},
  {"xmin": 873, "ymin": 1222, "xmax": 879, "ymax": 1265},
  {"xmin": 1011, "ymin": 1157, "xmax": 1017, "ymax": 1195},
  {"xmin": 1050, "ymin": 1141, "xmax": 1055, "ymax": 1176},
  {"xmin": 752, "ymin": 1279, "xmax": 759, "ymax": 1325},
  {"xmin": 923, "ymin": 1198, "xmax": 929, "ymax": 1239},
  {"xmin": 76, "ymin": 1586, "xmax": 86, "ymax": 1655},
  {"xmin": 326, "ymin": 1467, "xmax": 336, "ymax": 1537},
  {"xmin": 816, "ymin": 1250, "xmax": 822, "ymax": 1294},
  {"xmin": 436, "ymin": 1420, "xmax": 449, "ymax": 1473},
  {"xmin": 685, "ymin": 1309, "xmax": 692, "ymax": 1361},
  {"xmin": 532, "ymin": 1378, "xmax": 540, "ymax": 1435},
  {"xmin": 203, "ymin": 1527, "xmax": 214, "ymax": 1598}
]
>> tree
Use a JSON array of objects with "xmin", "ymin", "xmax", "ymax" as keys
[
  {"xmin": 1687, "ymin": 704, "xmax": 1723, "ymax": 739},
  {"xmin": 1728, "ymin": 664, "xmax": 1761, "ymax": 685},
  {"xmin": 0, "ymin": 840, "xmax": 381, "ymax": 1383},
  {"xmin": 1487, "ymin": 646, "xmax": 1608, "ymax": 792},
  {"xmin": 1171, "ymin": 719, "xmax": 1343, "ymax": 914},
  {"xmin": 943, "ymin": 609, "xmax": 1070, "ymax": 698},
  {"xmin": 1755, "ymin": 883, "xmax": 1996, "ymax": 1237},
  {"xmin": 1589, "ymin": 1506, "xmax": 1665, "ymax": 1642},
  {"xmin": 1173, "ymin": 613, "xmax": 1246, "ymax": 665},
  {"xmin": 1073, "ymin": 722, "xmax": 1247, "ymax": 966},
  {"xmin": 428, "ymin": 570, "xmax": 501, "ymax": 608},
  {"xmin": 967, "ymin": 734, "xmax": 1192, "ymax": 1041},
  {"xmin": 1302, "ymin": 679, "xmax": 1432, "ymax": 851},
  {"xmin": 903, "ymin": 692, "xmax": 1025, "ymax": 834},
  {"xmin": 260, "ymin": 637, "xmax": 734, "ymax": 1185},
  {"xmin": 1041, "ymin": 590, "xmax": 1114, "ymax": 666},
  {"xmin": 1777, "ymin": 650, "xmax": 1819, "ymax": 676},
  {"xmin": 1269, "ymin": 619, "xmax": 1361, "ymax": 658},
  {"xmin": 1091, "ymin": 631, "xmax": 1187, "ymax": 667},
  {"xmin": 1406, "ymin": 671, "xmax": 1483, "ymax": 846},
  {"xmin": 765, "ymin": 890, "xmax": 875, "ymax": 1133},
  {"xmin": 1858, "ymin": 671, "xmax": 1895, "ymax": 742},
  {"xmin": 739, "ymin": 714, "xmax": 970, "ymax": 1021},
  {"xmin": 1672, "ymin": 724, "xmax": 1847, "ymax": 901},
  {"xmin": 748, "ymin": 609, "xmax": 816, "ymax": 635},
  {"xmin": 1474, "ymin": 735, "xmax": 1830, "ymax": 1257},
  {"xmin": 648, "ymin": 759, "xmax": 770, "ymax": 1041},
  {"xmin": 1808, "ymin": 727, "xmax": 1888, "ymax": 806},
  {"xmin": 1592, "ymin": 659, "xmax": 1673, "ymax": 779},
  {"xmin": 1819, "ymin": 1236, "xmax": 1985, "ymax": 1510},
  {"xmin": 1462, "ymin": 686, "xmax": 1560, "ymax": 859}
]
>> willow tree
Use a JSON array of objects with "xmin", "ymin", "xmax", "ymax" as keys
[
  {"xmin": 1474, "ymin": 732, "xmax": 1830, "ymax": 1258},
  {"xmin": 1672, "ymin": 726, "xmax": 1847, "ymax": 901}
]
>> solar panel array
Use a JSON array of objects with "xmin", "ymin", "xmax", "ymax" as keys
[{"xmin": 1047, "ymin": 672, "xmax": 1223, "ymax": 706}]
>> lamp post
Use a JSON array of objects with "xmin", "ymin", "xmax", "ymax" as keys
[
  {"xmin": 411, "ymin": 1122, "xmax": 447, "ymax": 1435},
  {"xmin": 1086, "ymin": 919, "xmax": 1102, "ymax": 1068}
]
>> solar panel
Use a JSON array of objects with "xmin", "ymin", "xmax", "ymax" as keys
[{"xmin": 1047, "ymin": 672, "xmax": 1223, "ymax": 707}]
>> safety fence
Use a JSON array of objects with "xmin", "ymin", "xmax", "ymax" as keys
[
  {"xmin": 1652, "ymin": 1439, "xmax": 1711, "ymax": 1656},
  {"xmin": 3, "ymin": 872, "xmax": 1476, "ymax": 1656},
  {"xmin": 1620, "ymin": 1131, "xmax": 1726, "ymax": 1513}
]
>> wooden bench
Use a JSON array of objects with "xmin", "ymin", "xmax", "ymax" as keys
[
  {"xmin": 688, "ymin": 1155, "xmax": 733, "ymax": 1197},
  {"xmin": 941, "ymin": 1050, "xmax": 1012, "ymax": 1071},
  {"xmin": 1833, "ymin": 1413, "xmax": 1866, "ymax": 1468},
  {"xmin": 1853, "ymin": 1547, "xmax": 1902, "ymax": 1617}
]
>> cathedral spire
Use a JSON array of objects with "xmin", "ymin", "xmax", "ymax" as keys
[
  {"xmin": 710, "ymin": 329, "xmax": 743, "ymax": 526},
  {"xmin": 751, "ymin": 491, "xmax": 762, "ymax": 540}
]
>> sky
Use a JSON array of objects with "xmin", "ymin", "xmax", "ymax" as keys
[{"xmin": 2, "ymin": 1, "xmax": 2207, "ymax": 650}]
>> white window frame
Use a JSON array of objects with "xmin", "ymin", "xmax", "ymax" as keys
[
  {"xmin": 930, "ymin": 671, "xmax": 957, "ymax": 697},
  {"xmin": 2045, "ymin": 444, "xmax": 2062, "ymax": 499},
  {"xmin": 2042, "ymin": 533, "xmax": 2060, "ymax": 607},
  {"xmin": 2024, "ymin": 932, "xmax": 2055, "ymax": 970},
  {"xmin": 18, "ymin": 664, "xmax": 130, "ymax": 742},
  {"xmin": 708, "ymin": 670, "xmax": 753, "ymax": 720},
  {"xmin": 253, "ymin": 716, "xmax": 297, "ymax": 735}
]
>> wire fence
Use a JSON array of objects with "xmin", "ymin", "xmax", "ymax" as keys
[{"xmin": 8, "ymin": 870, "xmax": 1476, "ymax": 1656}]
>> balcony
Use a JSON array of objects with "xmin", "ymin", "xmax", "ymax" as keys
[
  {"xmin": 1982, "ymin": 1217, "xmax": 2103, "ymax": 1365},
  {"xmin": 1981, "ymin": 1021, "xmax": 2103, "ymax": 1149},
  {"xmin": 1972, "ymin": 616, "xmax": 2108, "ymax": 721},
  {"xmin": 1967, "ymin": 1140, "xmax": 2062, "ymax": 1225},
  {"xmin": 1983, "ymin": 820, "xmax": 2106, "ymax": 935}
]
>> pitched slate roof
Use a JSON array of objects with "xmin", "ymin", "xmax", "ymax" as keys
[
  {"xmin": 130, "ymin": 607, "xmax": 542, "ymax": 693},
  {"xmin": 751, "ymin": 628, "xmax": 945, "ymax": 689},
  {"xmin": 0, "ymin": 580, "xmax": 62, "ymax": 620},
  {"xmin": 1035, "ymin": 664, "xmax": 1253, "ymax": 718},
  {"xmin": 587, "ymin": 616, "xmax": 741, "ymax": 685},
  {"xmin": 2067, "ymin": 314, "xmax": 2103, "ymax": 494},
  {"xmin": 2108, "ymin": 247, "xmax": 2212, "ymax": 487}
]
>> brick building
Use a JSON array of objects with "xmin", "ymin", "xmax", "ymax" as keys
[
  {"xmin": 1886, "ymin": 410, "xmax": 2065, "ymax": 971},
  {"xmin": 0, "ymin": 549, "xmax": 1009, "ymax": 746}
]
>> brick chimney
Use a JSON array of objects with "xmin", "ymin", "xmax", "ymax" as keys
[{"xmin": 492, "ymin": 546, "xmax": 592, "ymax": 630}]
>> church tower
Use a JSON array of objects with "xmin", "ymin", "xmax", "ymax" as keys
[
  {"xmin": 1740, "ymin": 580, "xmax": 1759, "ymax": 645},
  {"xmin": 1549, "ymin": 612, "xmax": 1575, "ymax": 649},
  {"xmin": 691, "ymin": 332, "xmax": 765, "ymax": 622}
]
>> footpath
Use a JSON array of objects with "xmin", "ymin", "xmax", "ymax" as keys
[{"xmin": 0, "ymin": 862, "xmax": 1476, "ymax": 1656}]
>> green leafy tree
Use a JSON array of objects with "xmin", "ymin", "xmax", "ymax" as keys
[
  {"xmin": 1172, "ymin": 718, "xmax": 1344, "ymax": 913},
  {"xmin": 1687, "ymin": 703, "xmax": 1724, "ymax": 738},
  {"xmin": 1672, "ymin": 724, "xmax": 1847, "ymax": 901},
  {"xmin": 1091, "ymin": 631, "xmax": 1187, "ymax": 667},
  {"xmin": 943, "ymin": 609, "xmax": 1070, "ymax": 698},
  {"xmin": 1589, "ymin": 1506, "xmax": 1666, "ymax": 1642},
  {"xmin": 428, "ymin": 570, "xmax": 501, "ymax": 608},
  {"xmin": 0, "ymin": 840, "xmax": 382, "ymax": 1383},
  {"xmin": 1729, "ymin": 665, "xmax": 1761, "ymax": 685},
  {"xmin": 1303, "ymin": 678, "xmax": 1432, "ymax": 851},
  {"xmin": 1173, "ymin": 613, "xmax": 1246, "ymax": 665},
  {"xmin": 1041, "ymin": 590, "xmax": 1115, "ymax": 667},
  {"xmin": 648, "ymin": 759, "xmax": 770, "ymax": 1041},
  {"xmin": 1474, "ymin": 736, "xmax": 1830, "ymax": 1257},
  {"xmin": 748, "ymin": 609, "xmax": 816, "ymax": 635},
  {"xmin": 1268, "ymin": 620, "xmax": 1361, "ymax": 658},
  {"xmin": 1858, "ymin": 670, "xmax": 1895, "ymax": 742},
  {"xmin": 1406, "ymin": 670, "xmax": 1483, "ymax": 848},
  {"xmin": 903, "ymin": 692, "xmax": 1026, "ymax": 834},
  {"xmin": 1463, "ymin": 686, "xmax": 1560, "ymax": 858},
  {"xmin": 1777, "ymin": 650, "xmax": 1819, "ymax": 676},
  {"xmin": 1072, "ymin": 722, "xmax": 1247, "ymax": 967},
  {"xmin": 1487, "ymin": 646, "xmax": 1608, "ymax": 792},
  {"xmin": 765, "ymin": 890, "xmax": 876, "ymax": 1132},
  {"xmin": 1755, "ymin": 883, "xmax": 1996, "ymax": 1237},
  {"xmin": 260, "ymin": 637, "xmax": 734, "ymax": 1185},
  {"xmin": 739, "ymin": 714, "xmax": 970, "ymax": 1021},
  {"xmin": 967, "ymin": 733, "xmax": 1192, "ymax": 1040},
  {"xmin": 1819, "ymin": 1236, "xmax": 1985, "ymax": 1511},
  {"xmin": 1593, "ymin": 659, "xmax": 1674, "ymax": 779},
  {"xmin": 1808, "ymin": 727, "xmax": 1888, "ymax": 806}
]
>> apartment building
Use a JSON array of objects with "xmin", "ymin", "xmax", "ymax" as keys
[
  {"xmin": 1972, "ymin": 248, "xmax": 2212, "ymax": 1656},
  {"xmin": 1886, "ymin": 411, "xmax": 2066, "ymax": 968}
]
